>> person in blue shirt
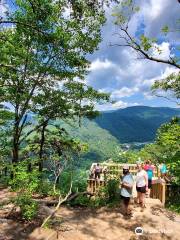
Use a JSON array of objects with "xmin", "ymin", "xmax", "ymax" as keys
[
  {"xmin": 159, "ymin": 163, "xmax": 170, "ymax": 182},
  {"xmin": 120, "ymin": 165, "xmax": 134, "ymax": 216},
  {"xmin": 144, "ymin": 160, "xmax": 155, "ymax": 198},
  {"xmin": 159, "ymin": 163, "xmax": 167, "ymax": 176}
]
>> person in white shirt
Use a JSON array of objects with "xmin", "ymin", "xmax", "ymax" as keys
[
  {"xmin": 120, "ymin": 165, "xmax": 134, "ymax": 216},
  {"xmin": 135, "ymin": 161, "xmax": 148, "ymax": 209}
]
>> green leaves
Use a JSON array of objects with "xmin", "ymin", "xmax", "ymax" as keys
[
  {"xmin": 162, "ymin": 25, "xmax": 169, "ymax": 34},
  {"xmin": 141, "ymin": 118, "xmax": 180, "ymax": 183},
  {"xmin": 0, "ymin": 0, "xmax": 111, "ymax": 165},
  {"xmin": 14, "ymin": 192, "xmax": 39, "ymax": 220},
  {"xmin": 9, "ymin": 161, "xmax": 41, "ymax": 192},
  {"xmin": 140, "ymin": 35, "xmax": 157, "ymax": 52},
  {"xmin": 0, "ymin": 108, "xmax": 14, "ymax": 125},
  {"xmin": 152, "ymin": 72, "xmax": 180, "ymax": 103}
]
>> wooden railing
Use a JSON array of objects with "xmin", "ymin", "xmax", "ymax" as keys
[
  {"xmin": 87, "ymin": 178, "xmax": 167, "ymax": 205},
  {"xmin": 87, "ymin": 179, "xmax": 106, "ymax": 194},
  {"xmin": 90, "ymin": 163, "xmax": 159, "ymax": 178},
  {"xmin": 88, "ymin": 163, "xmax": 166, "ymax": 205},
  {"xmin": 151, "ymin": 179, "xmax": 166, "ymax": 205}
]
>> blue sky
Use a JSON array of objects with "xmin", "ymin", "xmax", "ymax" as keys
[
  {"xmin": 85, "ymin": 0, "xmax": 180, "ymax": 110},
  {"xmin": 1, "ymin": 0, "xmax": 179, "ymax": 111}
]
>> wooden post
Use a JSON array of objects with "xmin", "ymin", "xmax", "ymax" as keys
[{"xmin": 161, "ymin": 181, "xmax": 166, "ymax": 206}]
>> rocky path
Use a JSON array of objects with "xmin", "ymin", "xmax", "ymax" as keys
[{"xmin": 0, "ymin": 188, "xmax": 180, "ymax": 240}]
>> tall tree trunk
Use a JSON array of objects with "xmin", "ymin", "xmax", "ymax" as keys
[
  {"xmin": 12, "ymin": 105, "xmax": 20, "ymax": 164},
  {"xmin": 12, "ymin": 143, "xmax": 19, "ymax": 163},
  {"xmin": 12, "ymin": 123, "xmax": 20, "ymax": 163},
  {"xmin": 27, "ymin": 162, "xmax": 32, "ymax": 172},
  {"xmin": 38, "ymin": 121, "xmax": 48, "ymax": 172},
  {"xmin": 4, "ymin": 166, "xmax": 7, "ymax": 176},
  {"xmin": 11, "ymin": 138, "xmax": 19, "ymax": 179},
  {"xmin": 11, "ymin": 120, "xmax": 19, "ymax": 178},
  {"xmin": 11, "ymin": 109, "xmax": 20, "ymax": 178}
]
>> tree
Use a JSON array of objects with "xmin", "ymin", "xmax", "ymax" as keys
[
  {"xmin": 0, "ymin": 107, "xmax": 14, "ymax": 176},
  {"xmin": 155, "ymin": 117, "xmax": 180, "ymax": 182},
  {"xmin": 152, "ymin": 72, "xmax": 180, "ymax": 105},
  {"xmin": 22, "ymin": 81, "xmax": 108, "ymax": 171},
  {"xmin": 141, "ymin": 118, "xmax": 180, "ymax": 183},
  {"xmin": 112, "ymin": 0, "xmax": 180, "ymax": 103},
  {"xmin": 0, "ymin": 0, "xmax": 111, "ymax": 165}
]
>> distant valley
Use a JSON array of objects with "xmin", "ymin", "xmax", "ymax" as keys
[{"xmin": 62, "ymin": 106, "xmax": 180, "ymax": 166}]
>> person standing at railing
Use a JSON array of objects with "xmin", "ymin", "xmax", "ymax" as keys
[
  {"xmin": 135, "ymin": 161, "xmax": 148, "ymax": 210},
  {"xmin": 144, "ymin": 160, "xmax": 155, "ymax": 198},
  {"xmin": 94, "ymin": 163, "xmax": 102, "ymax": 179},
  {"xmin": 159, "ymin": 163, "xmax": 170, "ymax": 183},
  {"xmin": 89, "ymin": 163, "xmax": 96, "ymax": 179},
  {"xmin": 120, "ymin": 165, "xmax": 134, "ymax": 216}
]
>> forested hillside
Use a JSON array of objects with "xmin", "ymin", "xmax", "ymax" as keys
[
  {"xmin": 95, "ymin": 106, "xmax": 180, "ymax": 143},
  {"xmin": 60, "ymin": 118, "xmax": 120, "ymax": 167},
  {"xmin": 0, "ymin": 0, "xmax": 180, "ymax": 239},
  {"xmin": 59, "ymin": 106, "xmax": 179, "ymax": 165}
]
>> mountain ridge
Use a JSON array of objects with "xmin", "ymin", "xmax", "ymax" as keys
[
  {"xmin": 61, "ymin": 106, "xmax": 179, "ymax": 164},
  {"xmin": 95, "ymin": 106, "xmax": 180, "ymax": 143}
]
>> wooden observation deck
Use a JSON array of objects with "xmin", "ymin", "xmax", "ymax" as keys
[{"xmin": 87, "ymin": 163, "xmax": 167, "ymax": 205}]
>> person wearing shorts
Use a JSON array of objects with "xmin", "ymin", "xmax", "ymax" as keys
[
  {"xmin": 136, "ymin": 161, "xmax": 148, "ymax": 209},
  {"xmin": 144, "ymin": 160, "xmax": 154, "ymax": 197},
  {"xmin": 120, "ymin": 165, "xmax": 134, "ymax": 216}
]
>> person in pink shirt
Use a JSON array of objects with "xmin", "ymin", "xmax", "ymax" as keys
[{"xmin": 144, "ymin": 160, "xmax": 155, "ymax": 197}]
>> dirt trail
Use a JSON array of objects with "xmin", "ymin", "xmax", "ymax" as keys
[{"xmin": 0, "ymin": 188, "xmax": 180, "ymax": 240}]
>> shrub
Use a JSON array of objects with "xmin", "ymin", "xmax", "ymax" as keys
[
  {"xmin": 89, "ymin": 196, "xmax": 107, "ymax": 208},
  {"xmin": 37, "ymin": 180, "xmax": 55, "ymax": 197},
  {"xmin": 58, "ymin": 170, "xmax": 88, "ymax": 196},
  {"xmin": 70, "ymin": 195, "xmax": 91, "ymax": 207},
  {"xmin": 106, "ymin": 179, "xmax": 119, "ymax": 201},
  {"xmin": 9, "ymin": 162, "xmax": 40, "ymax": 193},
  {"xmin": 14, "ymin": 193, "xmax": 39, "ymax": 221},
  {"xmin": 166, "ymin": 183, "xmax": 180, "ymax": 213}
]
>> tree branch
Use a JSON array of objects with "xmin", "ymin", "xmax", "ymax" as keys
[
  {"xmin": 115, "ymin": 27, "xmax": 180, "ymax": 69},
  {"xmin": 19, "ymin": 118, "xmax": 50, "ymax": 144},
  {"xmin": 41, "ymin": 181, "xmax": 73, "ymax": 228},
  {"xmin": 154, "ymin": 94, "xmax": 180, "ymax": 105},
  {"xmin": 0, "ymin": 64, "xmax": 23, "ymax": 72}
]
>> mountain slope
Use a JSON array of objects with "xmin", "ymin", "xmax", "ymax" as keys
[
  {"xmin": 95, "ymin": 106, "xmax": 180, "ymax": 143},
  {"xmin": 60, "ymin": 106, "xmax": 179, "ymax": 165},
  {"xmin": 61, "ymin": 118, "xmax": 120, "ymax": 167}
]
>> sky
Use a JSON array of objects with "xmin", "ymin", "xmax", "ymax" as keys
[
  {"xmin": 1, "ymin": 0, "xmax": 180, "ymax": 111},
  {"xmin": 85, "ymin": 0, "xmax": 180, "ymax": 111}
]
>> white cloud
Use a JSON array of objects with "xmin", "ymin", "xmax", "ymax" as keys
[
  {"xmin": 111, "ymin": 87, "xmax": 139, "ymax": 99},
  {"xmin": 141, "ymin": 0, "xmax": 166, "ymax": 21},
  {"xmin": 143, "ymin": 92, "xmax": 154, "ymax": 100},
  {"xmin": 152, "ymin": 42, "xmax": 171, "ymax": 60},
  {"xmin": 96, "ymin": 100, "xmax": 140, "ymax": 111},
  {"xmin": 89, "ymin": 58, "xmax": 115, "ymax": 71},
  {"xmin": 86, "ymin": 0, "xmax": 180, "ymax": 110},
  {"xmin": 139, "ymin": 66, "xmax": 179, "ymax": 99},
  {"xmin": 82, "ymin": 98, "xmax": 139, "ymax": 111},
  {"xmin": 0, "ymin": 0, "xmax": 8, "ymax": 17},
  {"xmin": 160, "ymin": 67, "xmax": 179, "ymax": 79},
  {"xmin": 110, "ymin": 100, "xmax": 128, "ymax": 109},
  {"xmin": 140, "ymin": 0, "xmax": 180, "ymax": 38}
]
